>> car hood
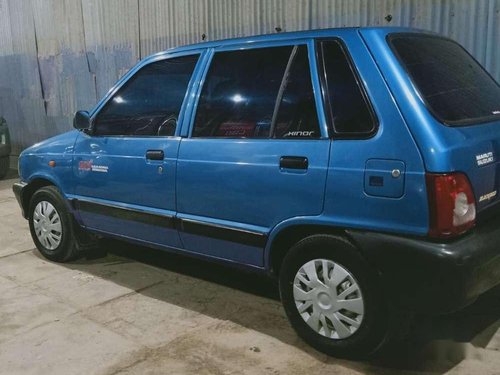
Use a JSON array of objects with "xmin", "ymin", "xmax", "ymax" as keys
[{"xmin": 22, "ymin": 130, "xmax": 79, "ymax": 156}]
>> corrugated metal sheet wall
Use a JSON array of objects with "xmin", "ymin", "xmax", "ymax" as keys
[{"xmin": 0, "ymin": 0, "xmax": 499, "ymax": 156}]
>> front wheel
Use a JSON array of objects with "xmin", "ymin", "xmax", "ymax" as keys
[
  {"xmin": 279, "ymin": 235, "xmax": 389, "ymax": 358},
  {"xmin": 28, "ymin": 186, "xmax": 81, "ymax": 262}
]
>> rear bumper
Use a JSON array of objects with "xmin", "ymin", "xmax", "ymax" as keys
[
  {"xmin": 12, "ymin": 181, "xmax": 27, "ymax": 218},
  {"xmin": 348, "ymin": 218, "xmax": 500, "ymax": 314}
]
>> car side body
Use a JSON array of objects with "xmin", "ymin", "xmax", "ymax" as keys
[{"xmin": 13, "ymin": 26, "xmax": 500, "ymax": 357}]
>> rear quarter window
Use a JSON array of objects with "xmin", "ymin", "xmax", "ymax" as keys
[
  {"xmin": 389, "ymin": 34, "xmax": 500, "ymax": 126},
  {"xmin": 317, "ymin": 40, "xmax": 377, "ymax": 137}
]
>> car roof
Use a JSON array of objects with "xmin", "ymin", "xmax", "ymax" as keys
[
  {"xmin": 90, "ymin": 26, "xmax": 432, "ymax": 118},
  {"xmin": 147, "ymin": 26, "xmax": 425, "ymax": 58}
]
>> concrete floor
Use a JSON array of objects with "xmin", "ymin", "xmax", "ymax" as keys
[{"xmin": 2, "ymin": 174, "xmax": 500, "ymax": 375}]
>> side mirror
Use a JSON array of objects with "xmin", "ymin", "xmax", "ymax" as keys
[{"xmin": 73, "ymin": 110, "xmax": 91, "ymax": 130}]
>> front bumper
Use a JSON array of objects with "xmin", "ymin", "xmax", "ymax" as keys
[
  {"xmin": 348, "ymin": 218, "xmax": 500, "ymax": 314},
  {"xmin": 12, "ymin": 181, "xmax": 27, "ymax": 218}
]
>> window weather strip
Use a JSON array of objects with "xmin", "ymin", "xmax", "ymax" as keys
[{"xmin": 269, "ymin": 45, "xmax": 299, "ymax": 137}]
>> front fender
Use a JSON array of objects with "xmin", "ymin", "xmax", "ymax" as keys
[
  {"xmin": 20, "ymin": 151, "xmax": 74, "ymax": 198},
  {"xmin": 16, "ymin": 173, "xmax": 68, "ymax": 219},
  {"xmin": 18, "ymin": 130, "xmax": 79, "ymax": 191},
  {"xmin": 26, "ymin": 172, "xmax": 64, "ymax": 193}
]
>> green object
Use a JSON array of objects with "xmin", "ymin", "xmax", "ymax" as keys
[
  {"xmin": 0, "ymin": 117, "xmax": 10, "ymax": 156},
  {"xmin": 0, "ymin": 117, "xmax": 10, "ymax": 178}
]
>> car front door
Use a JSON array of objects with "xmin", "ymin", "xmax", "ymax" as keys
[
  {"xmin": 72, "ymin": 52, "xmax": 202, "ymax": 248},
  {"xmin": 176, "ymin": 41, "xmax": 331, "ymax": 267}
]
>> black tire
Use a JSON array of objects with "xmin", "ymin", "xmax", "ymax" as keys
[
  {"xmin": 0, "ymin": 156, "xmax": 8, "ymax": 179},
  {"xmin": 28, "ymin": 186, "xmax": 80, "ymax": 262},
  {"xmin": 279, "ymin": 234, "xmax": 389, "ymax": 359}
]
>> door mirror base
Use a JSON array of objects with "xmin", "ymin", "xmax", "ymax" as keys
[{"xmin": 73, "ymin": 111, "xmax": 92, "ymax": 130}]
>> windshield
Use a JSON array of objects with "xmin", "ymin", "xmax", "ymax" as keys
[{"xmin": 389, "ymin": 34, "xmax": 500, "ymax": 126}]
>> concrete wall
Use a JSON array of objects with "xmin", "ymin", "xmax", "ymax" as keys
[{"xmin": 1, "ymin": 0, "xmax": 499, "ymax": 158}]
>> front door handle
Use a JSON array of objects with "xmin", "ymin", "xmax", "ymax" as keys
[
  {"xmin": 146, "ymin": 150, "xmax": 164, "ymax": 160},
  {"xmin": 280, "ymin": 156, "xmax": 308, "ymax": 170}
]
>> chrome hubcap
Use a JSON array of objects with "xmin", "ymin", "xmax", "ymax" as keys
[
  {"xmin": 293, "ymin": 259, "xmax": 364, "ymax": 339},
  {"xmin": 33, "ymin": 201, "xmax": 62, "ymax": 250}
]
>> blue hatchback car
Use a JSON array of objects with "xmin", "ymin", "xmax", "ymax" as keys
[{"xmin": 13, "ymin": 27, "xmax": 500, "ymax": 357}]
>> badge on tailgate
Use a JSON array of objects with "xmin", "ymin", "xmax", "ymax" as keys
[{"xmin": 476, "ymin": 152, "xmax": 495, "ymax": 167}]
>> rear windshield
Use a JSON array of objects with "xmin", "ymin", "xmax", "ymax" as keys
[{"xmin": 389, "ymin": 34, "xmax": 500, "ymax": 126}]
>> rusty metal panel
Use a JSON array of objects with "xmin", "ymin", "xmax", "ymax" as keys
[
  {"xmin": 309, "ymin": 0, "xmax": 498, "ymax": 77},
  {"xmin": 0, "ymin": 0, "xmax": 14, "ymax": 55},
  {"xmin": 81, "ymin": 0, "xmax": 140, "ymax": 97},
  {"xmin": 0, "ymin": 0, "xmax": 499, "ymax": 156},
  {"xmin": 31, "ymin": 0, "xmax": 96, "ymax": 129},
  {"xmin": 139, "ymin": 0, "xmax": 209, "ymax": 56},
  {"xmin": 0, "ymin": 0, "xmax": 46, "ymax": 155},
  {"xmin": 207, "ymin": 0, "xmax": 261, "ymax": 40},
  {"xmin": 486, "ymin": 0, "xmax": 500, "ymax": 82}
]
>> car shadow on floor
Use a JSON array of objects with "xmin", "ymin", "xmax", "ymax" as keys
[{"xmin": 54, "ymin": 239, "xmax": 500, "ymax": 374}]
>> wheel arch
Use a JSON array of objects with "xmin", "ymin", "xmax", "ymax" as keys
[
  {"xmin": 265, "ymin": 221, "xmax": 360, "ymax": 275},
  {"xmin": 21, "ymin": 176, "xmax": 60, "ymax": 219}
]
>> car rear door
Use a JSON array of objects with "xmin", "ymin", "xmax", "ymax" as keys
[
  {"xmin": 176, "ymin": 40, "xmax": 330, "ymax": 267},
  {"xmin": 72, "ymin": 51, "xmax": 204, "ymax": 248}
]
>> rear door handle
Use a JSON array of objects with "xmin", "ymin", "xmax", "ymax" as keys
[
  {"xmin": 146, "ymin": 150, "xmax": 164, "ymax": 160},
  {"xmin": 280, "ymin": 156, "xmax": 308, "ymax": 170}
]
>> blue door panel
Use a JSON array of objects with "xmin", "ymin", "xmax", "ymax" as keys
[
  {"xmin": 176, "ymin": 138, "xmax": 330, "ymax": 266},
  {"xmin": 73, "ymin": 133, "xmax": 182, "ymax": 247},
  {"xmin": 179, "ymin": 232, "xmax": 263, "ymax": 266},
  {"xmin": 73, "ymin": 135, "xmax": 178, "ymax": 209},
  {"xmin": 177, "ymin": 138, "xmax": 330, "ymax": 227},
  {"xmin": 70, "ymin": 49, "xmax": 209, "ymax": 248},
  {"xmin": 174, "ymin": 213, "xmax": 268, "ymax": 267},
  {"xmin": 79, "ymin": 212, "xmax": 180, "ymax": 247},
  {"xmin": 174, "ymin": 39, "xmax": 331, "ymax": 266}
]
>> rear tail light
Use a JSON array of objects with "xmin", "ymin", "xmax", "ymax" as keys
[{"xmin": 426, "ymin": 173, "xmax": 476, "ymax": 238}]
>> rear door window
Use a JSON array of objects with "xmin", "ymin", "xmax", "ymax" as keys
[
  {"xmin": 192, "ymin": 45, "xmax": 320, "ymax": 139},
  {"xmin": 389, "ymin": 34, "xmax": 500, "ymax": 126},
  {"xmin": 193, "ymin": 46, "xmax": 291, "ymax": 138}
]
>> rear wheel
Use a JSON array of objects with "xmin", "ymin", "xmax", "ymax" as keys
[
  {"xmin": 279, "ymin": 235, "xmax": 389, "ymax": 358},
  {"xmin": 28, "ymin": 186, "xmax": 81, "ymax": 262}
]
